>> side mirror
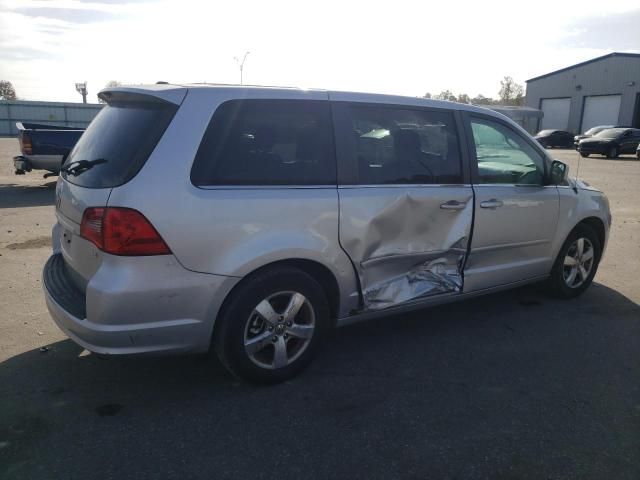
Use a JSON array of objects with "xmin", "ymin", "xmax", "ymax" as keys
[{"xmin": 550, "ymin": 160, "xmax": 569, "ymax": 185}]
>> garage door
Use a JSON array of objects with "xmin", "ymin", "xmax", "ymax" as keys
[
  {"xmin": 581, "ymin": 95, "xmax": 622, "ymax": 133},
  {"xmin": 540, "ymin": 98, "xmax": 571, "ymax": 130}
]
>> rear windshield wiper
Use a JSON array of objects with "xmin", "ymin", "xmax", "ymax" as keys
[{"xmin": 61, "ymin": 158, "xmax": 107, "ymax": 176}]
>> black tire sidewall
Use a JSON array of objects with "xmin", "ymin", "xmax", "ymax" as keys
[
  {"xmin": 549, "ymin": 225, "xmax": 602, "ymax": 298},
  {"xmin": 214, "ymin": 267, "xmax": 330, "ymax": 384}
]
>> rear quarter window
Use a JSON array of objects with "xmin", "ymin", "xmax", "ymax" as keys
[
  {"xmin": 191, "ymin": 100, "xmax": 336, "ymax": 186},
  {"xmin": 62, "ymin": 100, "xmax": 177, "ymax": 188}
]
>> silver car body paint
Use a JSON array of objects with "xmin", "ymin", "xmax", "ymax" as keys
[
  {"xmin": 463, "ymin": 184, "xmax": 560, "ymax": 292},
  {"xmin": 43, "ymin": 84, "xmax": 611, "ymax": 355},
  {"xmin": 106, "ymin": 87, "xmax": 361, "ymax": 318}
]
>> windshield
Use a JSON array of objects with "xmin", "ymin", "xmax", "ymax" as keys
[
  {"xmin": 595, "ymin": 128, "xmax": 624, "ymax": 139},
  {"xmin": 62, "ymin": 100, "xmax": 177, "ymax": 188},
  {"xmin": 585, "ymin": 126, "xmax": 610, "ymax": 135}
]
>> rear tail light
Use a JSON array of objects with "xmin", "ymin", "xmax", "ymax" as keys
[
  {"xmin": 80, "ymin": 207, "xmax": 171, "ymax": 256},
  {"xmin": 20, "ymin": 133, "xmax": 33, "ymax": 155}
]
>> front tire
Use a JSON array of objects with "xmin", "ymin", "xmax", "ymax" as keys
[
  {"xmin": 547, "ymin": 224, "xmax": 601, "ymax": 298},
  {"xmin": 213, "ymin": 266, "xmax": 330, "ymax": 384},
  {"xmin": 607, "ymin": 146, "xmax": 618, "ymax": 159},
  {"xmin": 580, "ymin": 152, "xmax": 590, "ymax": 158}
]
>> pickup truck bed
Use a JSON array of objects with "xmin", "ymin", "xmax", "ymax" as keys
[{"xmin": 14, "ymin": 122, "xmax": 85, "ymax": 176}]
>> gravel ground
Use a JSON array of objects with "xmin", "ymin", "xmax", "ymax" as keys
[{"xmin": 0, "ymin": 138, "xmax": 638, "ymax": 479}]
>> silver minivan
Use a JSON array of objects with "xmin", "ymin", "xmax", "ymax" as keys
[{"xmin": 43, "ymin": 84, "xmax": 611, "ymax": 383}]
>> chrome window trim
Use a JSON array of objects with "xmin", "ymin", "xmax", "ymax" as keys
[
  {"xmin": 338, "ymin": 183, "xmax": 471, "ymax": 189},
  {"xmin": 473, "ymin": 184, "xmax": 556, "ymax": 189},
  {"xmin": 196, "ymin": 182, "xmax": 555, "ymax": 190},
  {"xmin": 196, "ymin": 184, "xmax": 338, "ymax": 190}
]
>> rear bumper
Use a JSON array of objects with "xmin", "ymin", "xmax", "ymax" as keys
[
  {"xmin": 43, "ymin": 253, "xmax": 239, "ymax": 355},
  {"xmin": 578, "ymin": 144, "xmax": 607, "ymax": 155},
  {"xmin": 14, "ymin": 154, "xmax": 62, "ymax": 174}
]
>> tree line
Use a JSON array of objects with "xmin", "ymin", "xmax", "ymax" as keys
[
  {"xmin": 424, "ymin": 76, "xmax": 525, "ymax": 106},
  {"xmin": 0, "ymin": 80, "xmax": 17, "ymax": 100},
  {"xmin": 1, "ymin": 76, "xmax": 526, "ymax": 106}
]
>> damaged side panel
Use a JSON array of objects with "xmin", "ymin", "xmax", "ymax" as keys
[{"xmin": 338, "ymin": 186, "xmax": 474, "ymax": 311}]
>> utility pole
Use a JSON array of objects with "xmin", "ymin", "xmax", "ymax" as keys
[
  {"xmin": 75, "ymin": 82, "xmax": 88, "ymax": 103},
  {"xmin": 234, "ymin": 52, "xmax": 250, "ymax": 85}
]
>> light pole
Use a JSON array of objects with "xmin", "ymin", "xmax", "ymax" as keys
[
  {"xmin": 75, "ymin": 82, "xmax": 88, "ymax": 103},
  {"xmin": 234, "ymin": 51, "xmax": 250, "ymax": 85}
]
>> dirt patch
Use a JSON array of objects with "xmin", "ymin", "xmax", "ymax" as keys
[{"xmin": 5, "ymin": 236, "xmax": 51, "ymax": 250}]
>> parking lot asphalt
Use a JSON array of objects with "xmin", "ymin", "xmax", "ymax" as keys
[{"xmin": 0, "ymin": 138, "xmax": 638, "ymax": 479}]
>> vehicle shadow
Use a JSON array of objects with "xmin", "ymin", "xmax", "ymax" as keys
[
  {"xmin": 0, "ymin": 182, "xmax": 56, "ymax": 209},
  {"xmin": 581, "ymin": 154, "xmax": 639, "ymax": 162},
  {"xmin": 1, "ymin": 283, "xmax": 639, "ymax": 479},
  {"xmin": 598, "ymin": 155, "xmax": 639, "ymax": 162}
]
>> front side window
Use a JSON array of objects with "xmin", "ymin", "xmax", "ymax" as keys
[
  {"xmin": 471, "ymin": 117, "xmax": 545, "ymax": 185},
  {"xmin": 191, "ymin": 100, "xmax": 336, "ymax": 186},
  {"xmin": 347, "ymin": 105, "xmax": 462, "ymax": 185}
]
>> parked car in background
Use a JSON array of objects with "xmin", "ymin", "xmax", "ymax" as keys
[
  {"xmin": 534, "ymin": 129, "xmax": 574, "ymax": 148},
  {"xmin": 637, "ymin": 143, "xmax": 640, "ymax": 159},
  {"xmin": 573, "ymin": 125, "xmax": 615, "ymax": 148},
  {"xmin": 13, "ymin": 122, "xmax": 85, "ymax": 176},
  {"xmin": 43, "ymin": 85, "xmax": 611, "ymax": 383},
  {"xmin": 578, "ymin": 127, "xmax": 640, "ymax": 158}
]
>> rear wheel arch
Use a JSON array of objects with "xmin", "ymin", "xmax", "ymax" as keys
[
  {"xmin": 271, "ymin": 259, "xmax": 340, "ymax": 322},
  {"xmin": 215, "ymin": 258, "xmax": 340, "ymax": 332}
]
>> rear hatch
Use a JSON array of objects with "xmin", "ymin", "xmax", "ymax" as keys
[{"xmin": 55, "ymin": 86, "xmax": 185, "ymax": 291}]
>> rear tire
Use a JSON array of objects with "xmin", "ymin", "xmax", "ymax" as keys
[
  {"xmin": 547, "ymin": 224, "xmax": 601, "ymax": 299},
  {"xmin": 213, "ymin": 266, "xmax": 330, "ymax": 384},
  {"xmin": 580, "ymin": 152, "xmax": 590, "ymax": 158}
]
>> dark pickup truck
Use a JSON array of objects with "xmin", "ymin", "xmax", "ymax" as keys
[{"xmin": 13, "ymin": 122, "xmax": 85, "ymax": 176}]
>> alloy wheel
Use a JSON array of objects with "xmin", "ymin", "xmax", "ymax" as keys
[
  {"xmin": 563, "ymin": 237, "xmax": 595, "ymax": 289},
  {"xmin": 244, "ymin": 291, "xmax": 315, "ymax": 369}
]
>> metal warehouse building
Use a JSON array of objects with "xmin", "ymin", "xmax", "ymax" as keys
[
  {"xmin": 0, "ymin": 100, "xmax": 102, "ymax": 136},
  {"xmin": 525, "ymin": 52, "xmax": 640, "ymax": 133}
]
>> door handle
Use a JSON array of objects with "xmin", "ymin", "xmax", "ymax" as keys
[
  {"xmin": 440, "ymin": 200, "xmax": 467, "ymax": 210},
  {"xmin": 480, "ymin": 199, "xmax": 504, "ymax": 209}
]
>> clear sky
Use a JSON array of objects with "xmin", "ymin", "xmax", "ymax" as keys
[{"xmin": 1, "ymin": 0, "xmax": 639, "ymax": 103}]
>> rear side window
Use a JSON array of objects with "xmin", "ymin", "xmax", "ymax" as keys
[
  {"xmin": 191, "ymin": 100, "xmax": 336, "ymax": 186},
  {"xmin": 63, "ymin": 100, "xmax": 177, "ymax": 188},
  {"xmin": 346, "ymin": 105, "xmax": 462, "ymax": 185}
]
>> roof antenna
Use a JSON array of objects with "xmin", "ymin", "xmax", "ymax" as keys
[{"xmin": 573, "ymin": 147, "xmax": 581, "ymax": 193}]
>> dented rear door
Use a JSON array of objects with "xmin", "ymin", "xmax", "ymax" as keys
[{"xmin": 332, "ymin": 100, "xmax": 473, "ymax": 311}]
